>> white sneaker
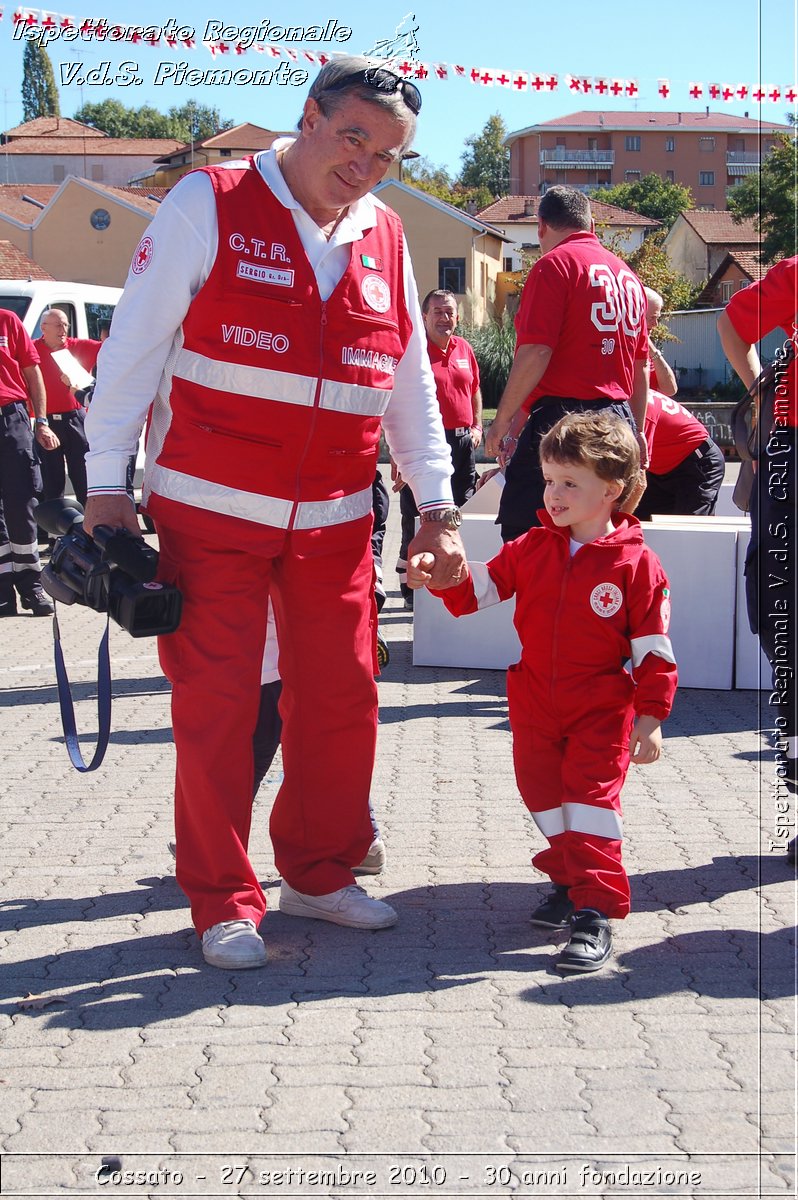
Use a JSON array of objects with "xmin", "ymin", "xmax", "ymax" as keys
[
  {"xmin": 201, "ymin": 919, "xmax": 268, "ymax": 969},
  {"xmin": 354, "ymin": 836, "xmax": 386, "ymax": 875},
  {"xmin": 279, "ymin": 882, "xmax": 397, "ymax": 929}
]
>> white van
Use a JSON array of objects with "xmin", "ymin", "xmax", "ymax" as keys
[{"xmin": 0, "ymin": 279, "xmax": 122, "ymax": 340}]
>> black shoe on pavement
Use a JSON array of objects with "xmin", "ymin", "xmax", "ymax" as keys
[
  {"xmin": 19, "ymin": 583, "xmax": 54, "ymax": 617},
  {"xmin": 530, "ymin": 884, "xmax": 574, "ymax": 929},
  {"xmin": 786, "ymin": 836, "xmax": 797, "ymax": 866},
  {"xmin": 376, "ymin": 629, "xmax": 390, "ymax": 668},
  {"xmin": 555, "ymin": 908, "xmax": 612, "ymax": 973},
  {"xmin": 0, "ymin": 591, "xmax": 17, "ymax": 617},
  {"xmin": 402, "ymin": 588, "xmax": 414, "ymax": 611}
]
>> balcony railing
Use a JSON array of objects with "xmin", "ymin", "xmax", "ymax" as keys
[
  {"xmin": 726, "ymin": 150, "xmax": 762, "ymax": 164},
  {"xmin": 540, "ymin": 148, "xmax": 615, "ymax": 166},
  {"xmin": 540, "ymin": 182, "xmax": 614, "ymax": 195}
]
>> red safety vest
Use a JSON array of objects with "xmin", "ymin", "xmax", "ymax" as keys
[{"xmin": 144, "ymin": 158, "xmax": 413, "ymax": 549}]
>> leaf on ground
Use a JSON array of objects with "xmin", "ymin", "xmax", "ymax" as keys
[{"xmin": 17, "ymin": 992, "xmax": 67, "ymax": 1011}]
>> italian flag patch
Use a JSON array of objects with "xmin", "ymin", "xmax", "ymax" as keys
[{"xmin": 361, "ymin": 254, "xmax": 383, "ymax": 270}]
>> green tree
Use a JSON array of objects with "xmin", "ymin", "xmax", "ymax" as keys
[
  {"xmin": 166, "ymin": 102, "xmax": 233, "ymax": 143},
  {"xmin": 728, "ymin": 134, "xmax": 797, "ymax": 264},
  {"xmin": 73, "ymin": 99, "xmax": 233, "ymax": 141},
  {"xmin": 458, "ymin": 113, "xmax": 510, "ymax": 198},
  {"xmin": 589, "ymin": 173, "xmax": 693, "ymax": 229},
  {"xmin": 21, "ymin": 42, "xmax": 60, "ymax": 121},
  {"xmin": 74, "ymin": 99, "xmax": 172, "ymax": 137}
]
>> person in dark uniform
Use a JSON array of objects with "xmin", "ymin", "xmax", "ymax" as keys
[
  {"xmin": 0, "ymin": 309, "xmax": 57, "ymax": 616},
  {"xmin": 396, "ymin": 289, "xmax": 482, "ymax": 606},
  {"xmin": 34, "ymin": 308, "xmax": 101, "ymax": 509}
]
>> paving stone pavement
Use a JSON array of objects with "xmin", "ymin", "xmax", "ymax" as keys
[{"xmin": 0, "ymin": 497, "xmax": 795, "ymax": 1200}]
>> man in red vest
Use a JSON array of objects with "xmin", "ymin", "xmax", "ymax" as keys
[
  {"xmin": 84, "ymin": 57, "xmax": 466, "ymax": 969},
  {"xmin": 34, "ymin": 308, "xmax": 101, "ymax": 509}
]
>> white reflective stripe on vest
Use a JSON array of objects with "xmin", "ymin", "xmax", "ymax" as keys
[
  {"xmin": 149, "ymin": 465, "xmax": 372, "ymax": 530},
  {"xmin": 175, "ymin": 349, "xmax": 390, "ymax": 417},
  {"xmin": 531, "ymin": 803, "xmax": 623, "ymax": 841},
  {"xmin": 563, "ymin": 802, "xmax": 623, "ymax": 840},
  {"xmin": 174, "ymin": 348, "xmax": 316, "ymax": 407},
  {"xmin": 631, "ymin": 633, "xmax": 676, "ymax": 667},
  {"xmin": 292, "ymin": 486, "xmax": 373, "ymax": 530},
  {"xmin": 531, "ymin": 807, "xmax": 566, "ymax": 838},
  {"xmin": 470, "ymin": 561, "xmax": 501, "ymax": 609},
  {"xmin": 320, "ymin": 377, "xmax": 392, "ymax": 417}
]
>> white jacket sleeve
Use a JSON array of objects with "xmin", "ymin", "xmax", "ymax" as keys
[
  {"xmin": 85, "ymin": 172, "xmax": 218, "ymax": 493},
  {"xmin": 380, "ymin": 235, "xmax": 454, "ymax": 510}
]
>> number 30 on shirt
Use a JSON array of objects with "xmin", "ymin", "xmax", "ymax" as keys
[{"xmin": 589, "ymin": 264, "xmax": 645, "ymax": 339}]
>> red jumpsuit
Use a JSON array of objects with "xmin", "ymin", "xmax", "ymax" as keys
[
  {"xmin": 144, "ymin": 162, "xmax": 413, "ymax": 934},
  {"xmin": 435, "ymin": 511, "xmax": 677, "ymax": 917}
]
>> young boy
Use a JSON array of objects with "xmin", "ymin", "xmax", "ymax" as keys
[{"xmin": 408, "ymin": 411, "xmax": 677, "ymax": 973}]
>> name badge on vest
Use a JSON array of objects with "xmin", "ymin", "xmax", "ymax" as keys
[{"xmin": 237, "ymin": 261, "xmax": 295, "ymax": 288}]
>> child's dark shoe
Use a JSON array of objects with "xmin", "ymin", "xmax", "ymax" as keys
[
  {"xmin": 555, "ymin": 908, "xmax": 612, "ymax": 973},
  {"xmin": 530, "ymin": 884, "xmax": 574, "ymax": 929}
]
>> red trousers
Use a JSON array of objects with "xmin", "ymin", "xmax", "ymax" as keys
[
  {"xmin": 156, "ymin": 518, "xmax": 378, "ymax": 935},
  {"xmin": 507, "ymin": 663, "xmax": 634, "ymax": 919}
]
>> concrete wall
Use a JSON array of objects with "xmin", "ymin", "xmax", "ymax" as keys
[
  {"xmin": 0, "ymin": 154, "xmax": 168, "ymax": 187},
  {"xmin": 377, "ymin": 185, "xmax": 502, "ymax": 324}
]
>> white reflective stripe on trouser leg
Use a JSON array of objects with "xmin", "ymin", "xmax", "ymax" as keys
[
  {"xmin": 563, "ymin": 802, "xmax": 623, "ymax": 840},
  {"xmin": 148, "ymin": 465, "xmax": 373, "ymax": 531},
  {"xmin": 531, "ymin": 807, "xmax": 566, "ymax": 838}
]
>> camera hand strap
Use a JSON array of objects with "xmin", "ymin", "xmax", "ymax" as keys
[{"xmin": 52, "ymin": 610, "xmax": 113, "ymax": 772}]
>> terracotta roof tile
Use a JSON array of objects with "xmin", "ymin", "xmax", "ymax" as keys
[
  {"xmin": 678, "ymin": 209, "xmax": 760, "ymax": 243},
  {"xmin": 0, "ymin": 240, "xmax": 53, "ymax": 278},
  {"xmin": 0, "ymin": 185, "xmax": 59, "ymax": 222},
  {"xmin": 729, "ymin": 250, "xmax": 768, "ymax": 278},
  {"xmin": 2, "ymin": 136, "xmax": 183, "ymax": 155},
  {"xmin": 510, "ymin": 110, "xmax": 791, "ymax": 135},
  {"xmin": 476, "ymin": 194, "xmax": 659, "ymax": 227},
  {"xmin": 3, "ymin": 116, "xmax": 106, "ymax": 139}
]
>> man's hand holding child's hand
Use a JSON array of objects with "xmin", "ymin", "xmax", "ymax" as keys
[{"xmin": 407, "ymin": 552, "xmax": 437, "ymax": 590}]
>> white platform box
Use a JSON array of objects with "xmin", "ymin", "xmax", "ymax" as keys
[
  {"xmin": 412, "ymin": 513, "xmax": 520, "ymax": 670},
  {"xmin": 641, "ymin": 520, "xmax": 738, "ymax": 689},
  {"xmin": 461, "ymin": 470, "xmax": 505, "ymax": 514}
]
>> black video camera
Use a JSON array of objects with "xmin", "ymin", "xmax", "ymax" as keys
[{"xmin": 37, "ymin": 498, "xmax": 182, "ymax": 637}]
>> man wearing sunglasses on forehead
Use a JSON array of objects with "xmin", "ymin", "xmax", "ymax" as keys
[{"xmin": 84, "ymin": 55, "xmax": 465, "ymax": 970}]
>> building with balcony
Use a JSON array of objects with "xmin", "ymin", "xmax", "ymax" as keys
[{"xmin": 506, "ymin": 111, "xmax": 792, "ymax": 212}]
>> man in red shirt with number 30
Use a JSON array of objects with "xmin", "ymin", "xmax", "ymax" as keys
[{"xmin": 486, "ymin": 186, "xmax": 649, "ymax": 542}]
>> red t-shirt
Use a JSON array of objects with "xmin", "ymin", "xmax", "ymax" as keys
[
  {"xmin": 34, "ymin": 336, "xmax": 101, "ymax": 414},
  {"xmin": 643, "ymin": 391, "xmax": 709, "ymax": 474},
  {"xmin": 0, "ymin": 309, "xmax": 39, "ymax": 403},
  {"xmin": 427, "ymin": 334, "xmax": 480, "ymax": 429},
  {"xmin": 725, "ymin": 256, "xmax": 797, "ymax": 428},
  {"xmin": 516, "ymin": 230, "xmax": 648, "ymax": 412}
]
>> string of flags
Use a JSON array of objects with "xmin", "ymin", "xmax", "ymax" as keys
[{"xmin": 2, "ymin": 7, "xmax": 796, "ymax": 104}]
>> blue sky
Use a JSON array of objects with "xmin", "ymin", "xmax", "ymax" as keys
[{"xmin": 1, "ymin": 0, "xmax": 795, "ymax": 174}]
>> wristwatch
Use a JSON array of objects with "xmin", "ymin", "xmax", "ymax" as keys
[
  {"xmin": 419, "ymin": 506, "xmax": 462, "ymax": 530},
  {"xmin": 35, "ymin": 417, "xmax": 49, "ymax": 426}
]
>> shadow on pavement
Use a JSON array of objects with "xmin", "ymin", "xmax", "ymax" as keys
[{"xmin": 1, "ymin": 855, "xmax": 793, "ymax": 1028}]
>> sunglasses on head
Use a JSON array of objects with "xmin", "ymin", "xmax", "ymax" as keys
[{"xmin": 324, "ymin": 66, "xmax": 422, "ymax": 115}]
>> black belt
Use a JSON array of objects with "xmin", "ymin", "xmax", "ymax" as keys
[
  {"xmin": 0, "ymin": 399, "xmax": 24, "ymax": 412},
  {"xmin": 693, "ymin": 437, "xmax": 713, "ymax": 460},
  {"xmin": 50, "ymin": 410, "xmax": 81, "ymax": 422}
]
